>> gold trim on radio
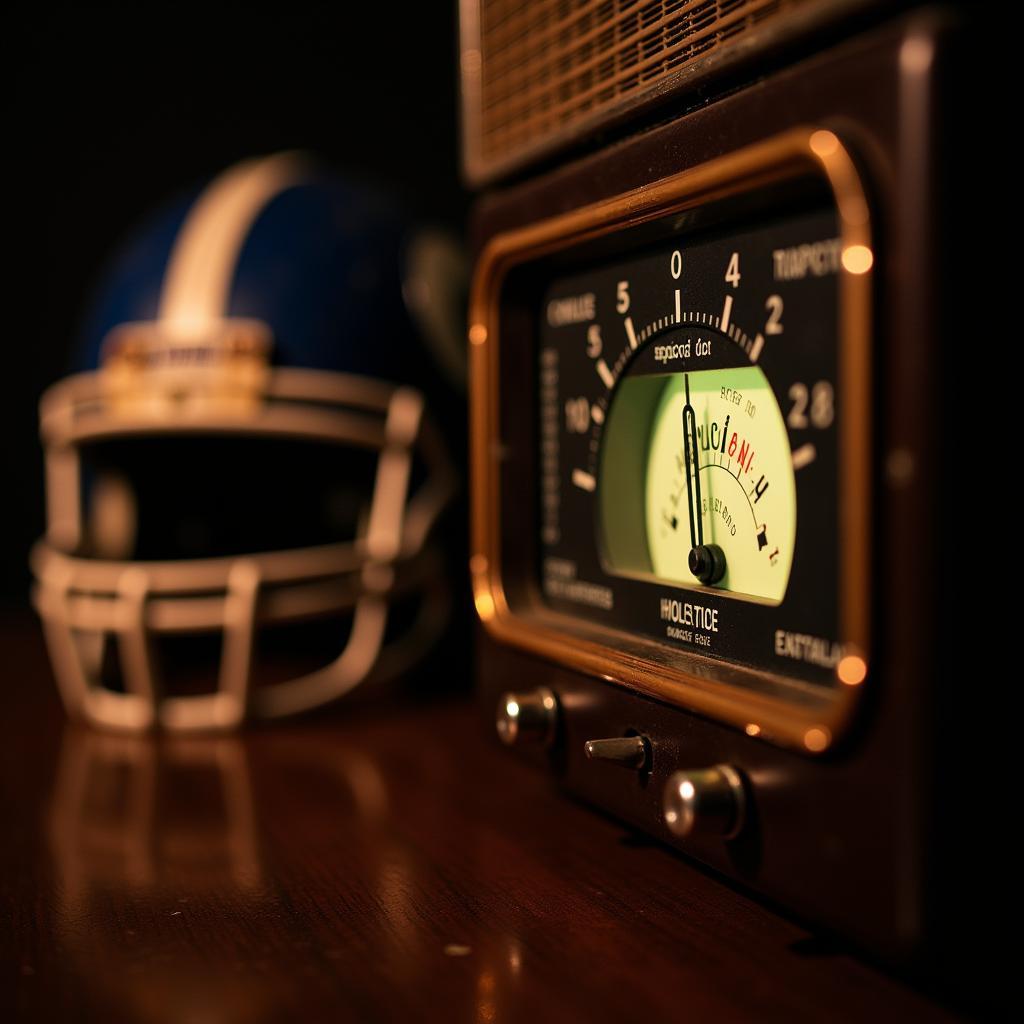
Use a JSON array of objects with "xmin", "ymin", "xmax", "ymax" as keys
[{"xmin": 469, "ymin": 128, "xmax": 871, "ymax": 754}]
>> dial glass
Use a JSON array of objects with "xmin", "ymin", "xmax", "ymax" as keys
[
  {"xmin": 608, "ymin": 364, "xmax": 796, "ymax": 603},
  {"xmin": 537, "ymin": 202, "xmax": 851, "ymax": 690}
]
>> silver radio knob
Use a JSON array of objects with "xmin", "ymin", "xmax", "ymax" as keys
[
  {"xmin": 495, "ymin": 687, "xmax": 558, "ymax": 747},
  {"xmin": 663, "ymin": 765, "xmax": 746, "ymax": 839}
]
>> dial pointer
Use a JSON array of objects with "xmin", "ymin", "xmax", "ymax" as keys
[{"xmin": 681, "ymin": 373, "xmax": 726, "ymax": 585}]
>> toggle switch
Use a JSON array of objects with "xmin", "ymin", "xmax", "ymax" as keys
[{"xmin": 584, "ymin": 735, "xmax": 649, "ymax": 771}]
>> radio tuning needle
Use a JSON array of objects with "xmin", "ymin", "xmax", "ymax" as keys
[
  {"xmin": 682, "ymin": 374, "xmax": 701, "ymax": 552},
  {"xmin": 681, "ymin": 373, "xmax": 726, "ymax": 586}
]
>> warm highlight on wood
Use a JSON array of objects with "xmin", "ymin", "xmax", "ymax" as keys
[{"xmin": 2, "ymin": 617, "xmax": 953, "ymax": 1022}]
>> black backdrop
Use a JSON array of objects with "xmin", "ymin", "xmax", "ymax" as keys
[{"xmin": 4, "ymin": 2, "xmax": 465, "ymax": 606}]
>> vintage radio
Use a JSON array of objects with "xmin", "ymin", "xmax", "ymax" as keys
[{"xmin": 466, "ymin": 0, "xmax": 973, "ymax": 975}]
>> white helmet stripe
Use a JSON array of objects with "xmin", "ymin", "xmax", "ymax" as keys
[{"xmin": 157, "ymin": 152, "xmax": 308, "ymax": 338}]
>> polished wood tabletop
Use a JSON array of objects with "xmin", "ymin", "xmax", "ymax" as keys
[{"xmin": 1, "ymin": 616, "xmax": 956, "ymax": 1023}]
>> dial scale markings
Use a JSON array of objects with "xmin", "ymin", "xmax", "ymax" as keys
[{"xmin": 540, "ymin": 205, "xmax": 845, "ymax": 693}]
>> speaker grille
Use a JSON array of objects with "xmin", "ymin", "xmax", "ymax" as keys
[{"xmin": 462, "ymin": 0, "xmax": 839, "ymax": 184}]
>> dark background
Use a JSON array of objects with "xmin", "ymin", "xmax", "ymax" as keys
[{"xmin": 4, "ymin": 1, "xmax": 464, "ymax": 607}]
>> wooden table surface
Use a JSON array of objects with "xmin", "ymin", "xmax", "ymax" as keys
[{"xmin": 1, "ymin": 616, "xmax": 957, "ymax": 1023}]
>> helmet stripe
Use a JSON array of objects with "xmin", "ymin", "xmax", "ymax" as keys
[{"xmin": 157, "ymin": 152, "xmax": 308, "ymax": 338}]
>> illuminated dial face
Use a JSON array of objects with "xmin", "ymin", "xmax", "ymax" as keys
[
  {"xmin": 535, "ymin": 201, "xmax": 854, "ymax": 690},
  {"xmin": 644, "ymin": 366, "xmax": 796, "ymax": 603}
]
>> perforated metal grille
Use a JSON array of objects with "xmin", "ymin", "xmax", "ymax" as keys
[{"xmin": 462, "ymin": 0, "xmax": 825, "ymax": 183}]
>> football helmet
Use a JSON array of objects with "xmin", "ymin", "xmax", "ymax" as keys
[{"xmin": 32, "ymin": 153, "xmax": 460, "ymax": 732}]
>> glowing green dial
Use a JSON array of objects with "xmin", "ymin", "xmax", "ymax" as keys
[{"xmin": 644, "ymin": 366, "xmax": 795, "ymax": 603}]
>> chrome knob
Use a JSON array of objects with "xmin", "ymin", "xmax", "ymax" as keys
[
  {"xmin": 663, "ymin": 765, "xmax": 746, "ymax": 839},
  {"xmin": 496, "ymin": 687, "xmax": 557, "ymax": 747}
]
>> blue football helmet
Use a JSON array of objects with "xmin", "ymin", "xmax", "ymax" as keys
[{"xmin": 32, "ymin": 153, "xmax": 461, "ymax": 731}]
